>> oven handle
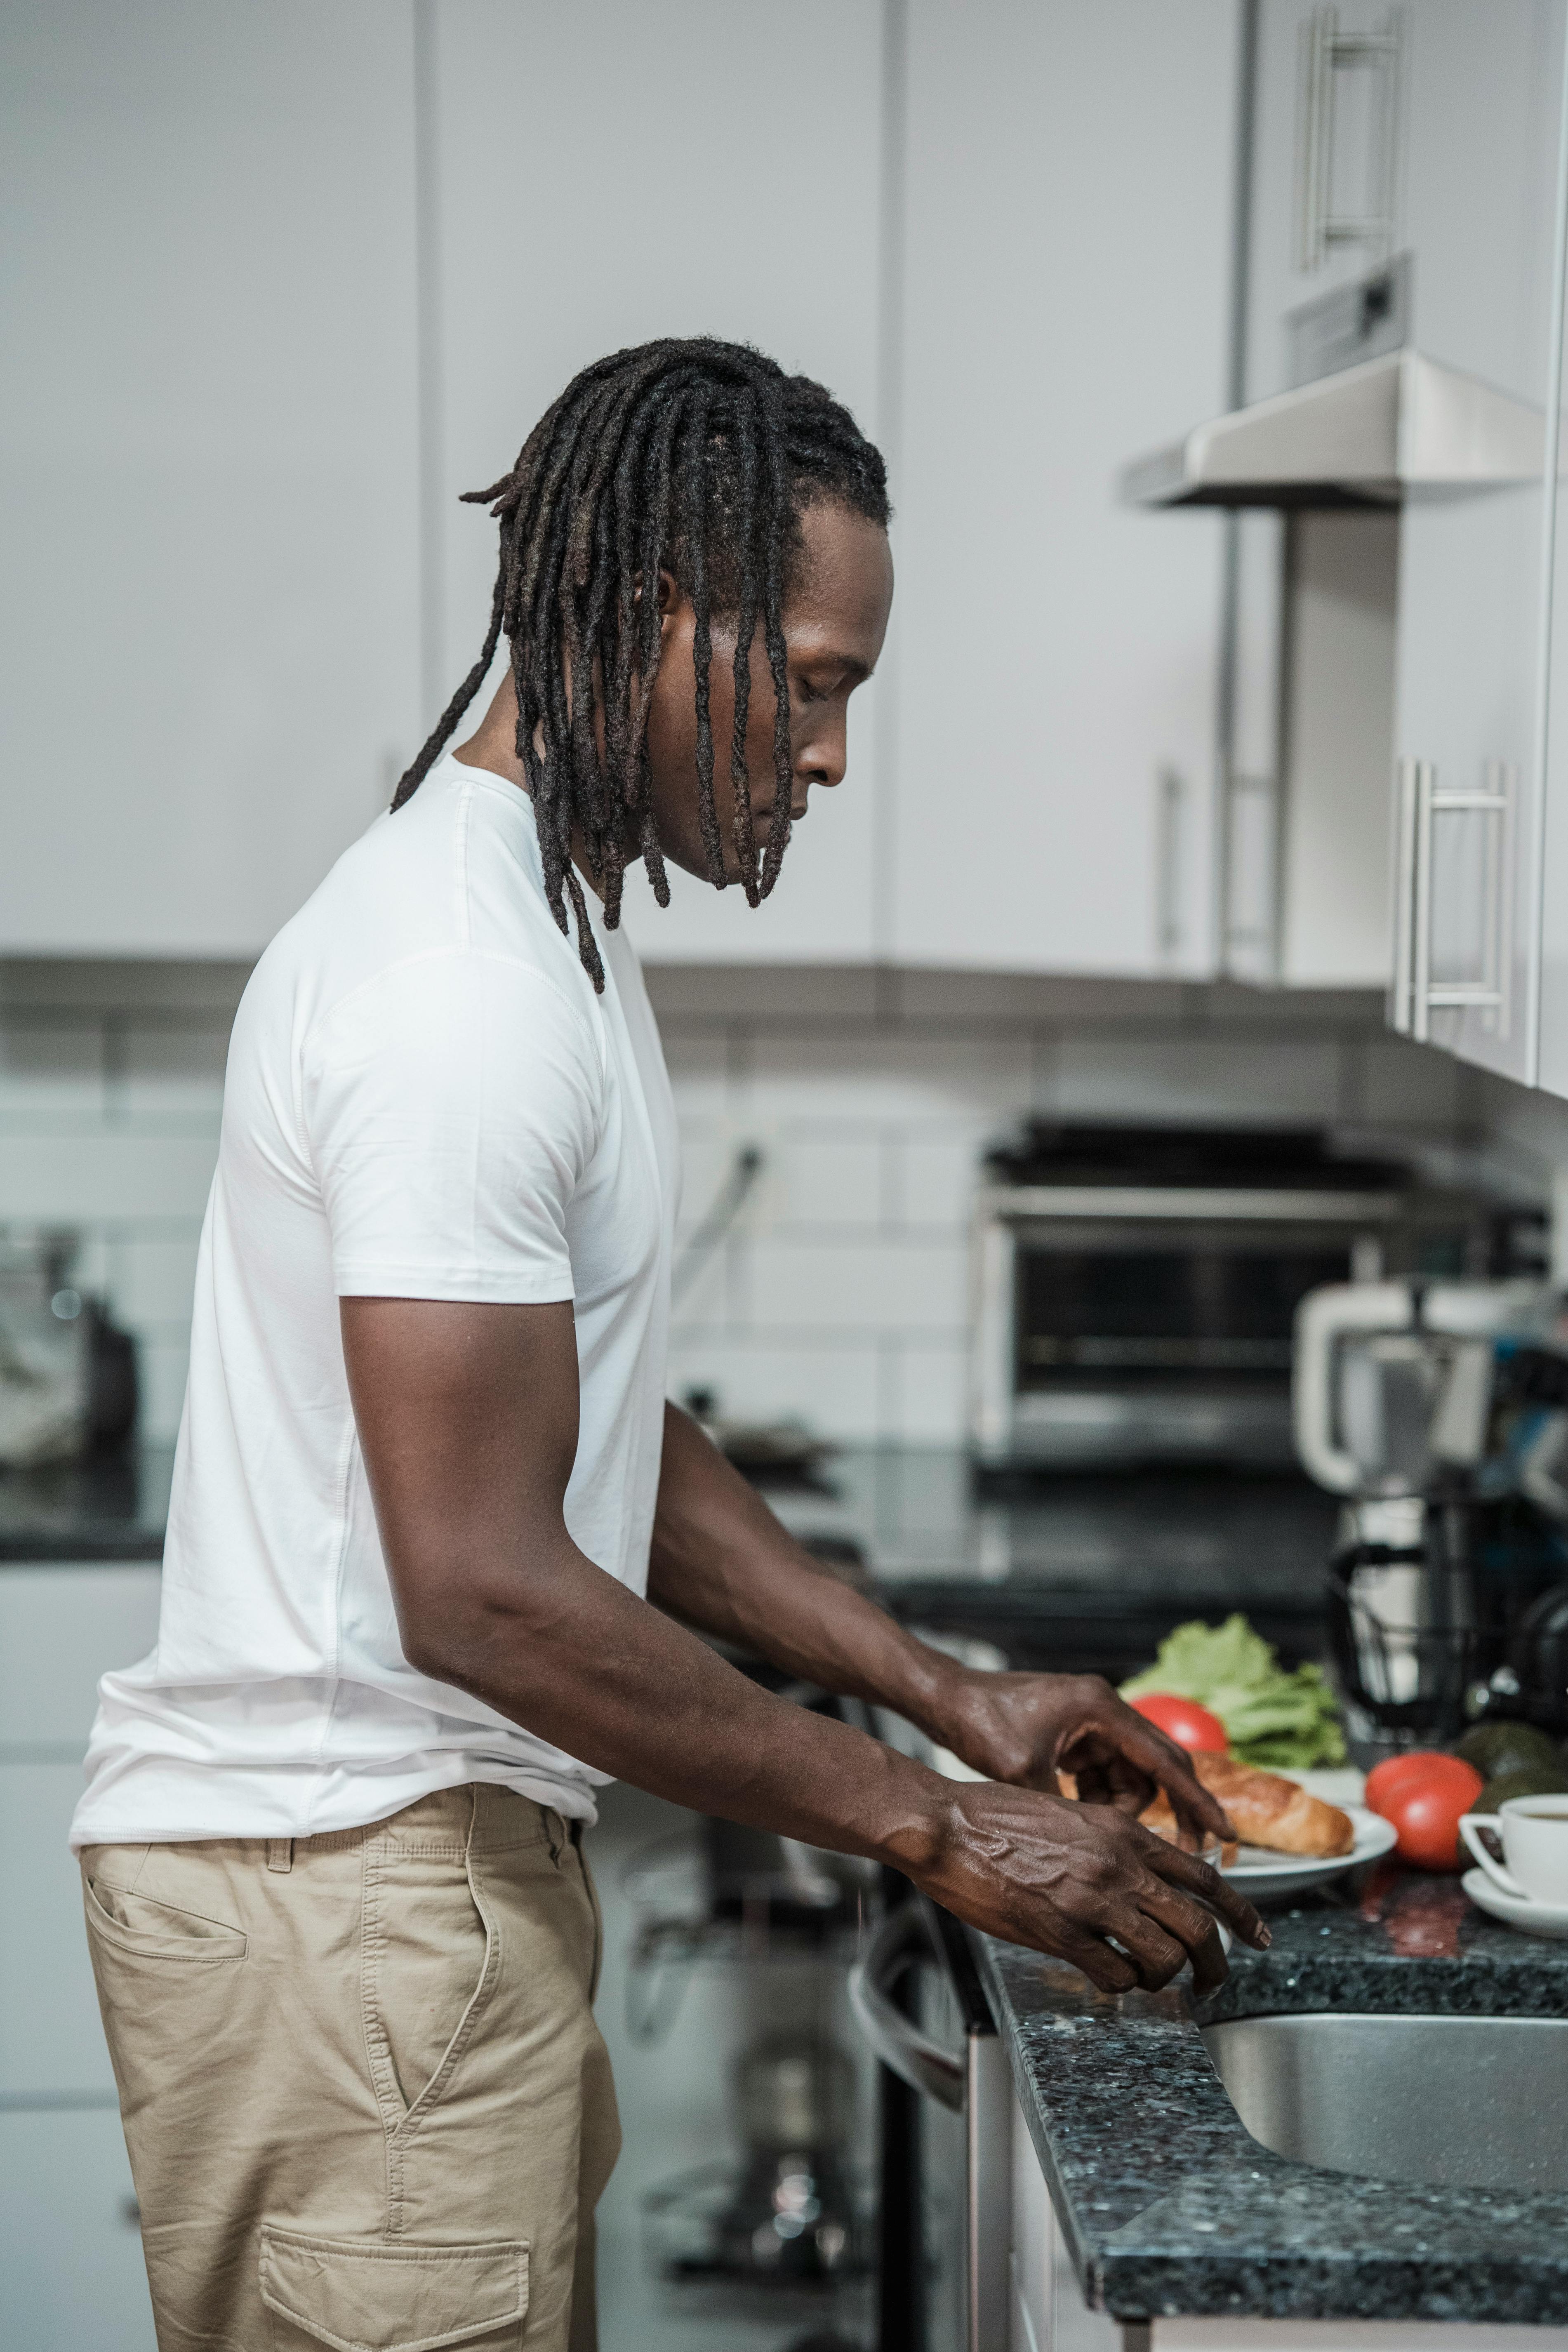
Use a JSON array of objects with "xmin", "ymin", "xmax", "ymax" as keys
[{"xmin": 848, "ymin": 1902, "xmax": 967, "ymax": 2111}]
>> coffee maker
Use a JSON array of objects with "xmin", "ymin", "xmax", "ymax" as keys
[{"xmin": 1292, "ymin": 1278, "xmax": 1559, "ymax": 1753}]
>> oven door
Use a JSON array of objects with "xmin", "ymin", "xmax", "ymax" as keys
[
  {"xmin": 849, "ymin": 1898, "xmax": 1011, "ymax": 2352},
  {"xmin": 977, "ymin": 1211, "xmax": 1363, "ymax": 1469}
]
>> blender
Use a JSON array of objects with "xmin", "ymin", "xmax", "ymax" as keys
[{"xmin": 1293, "ymin": 1278, "xmax": 1550, "ymax": 1755}]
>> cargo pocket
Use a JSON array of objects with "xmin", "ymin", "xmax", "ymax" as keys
[
  {"xmin": 259, "ymin": 2227, "xmax": 528, "ymax": 2352},
  {"xmin": 84, "ymin": 1873, "xmax": 247, "ymax": 1963}
]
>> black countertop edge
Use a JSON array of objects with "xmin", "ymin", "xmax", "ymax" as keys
[
  {"xmin": 0, "ymin": 1532, "xmax": 165, "ymax": 1565},
  {"xmin": 975, "ymin": 1871, "xmax": 1568, "ymax": 2325}
]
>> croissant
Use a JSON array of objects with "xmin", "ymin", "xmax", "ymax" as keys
[{"xmin": 1141, "ymin": 1752, "xmax": 1352, "ymax": 1860}]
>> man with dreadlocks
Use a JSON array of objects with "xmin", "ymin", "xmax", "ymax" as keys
[{"xmin": 75, "ymin": 339, "xmax": 1261, "ymax": 2352}]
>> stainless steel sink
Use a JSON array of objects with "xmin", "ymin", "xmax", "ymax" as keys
[{"xmin": 1201, "ymin": 2013, "xmax": 1568, "ymax": 2192}]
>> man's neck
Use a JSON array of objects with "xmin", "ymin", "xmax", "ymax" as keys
[{"xmin": 452, "ymin": 670, "xmax": 613, "ymax": 904}]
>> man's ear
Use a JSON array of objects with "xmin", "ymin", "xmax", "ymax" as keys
[{"xmin": 631, "ymin": 568, "xmax": 681, "ymax": 620}]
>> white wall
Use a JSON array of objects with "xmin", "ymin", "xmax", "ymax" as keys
[{"xmin": 0, "ymin": 959, "xmax": 1493, "ymax": 1448}]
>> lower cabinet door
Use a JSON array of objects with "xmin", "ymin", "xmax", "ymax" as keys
[
  {"xmin": 0, "ymin": 1761, "xmax": 121, "ymax": 2100},
  {"xmin": 0, "ymin": 2103, "xmax": 154, "ymax": 2352}
]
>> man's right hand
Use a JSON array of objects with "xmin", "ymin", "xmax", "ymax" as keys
[{"xmin": 911, "ymin": 1779, "xmax": 1269, "ymax": 1996}]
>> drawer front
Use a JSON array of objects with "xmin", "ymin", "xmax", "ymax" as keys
[
  {"xmin": 0, "ymin": 1567, "xmax": 160, "ymax": 1751},
  {"xmin": 0, "ymin": 2104, "xmax": 154, "ymax": 2352}
]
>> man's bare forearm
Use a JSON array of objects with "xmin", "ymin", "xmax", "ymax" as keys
[
  {"xmin": 342, "ymin": 1298, "xmax": 1262, "ymax": 1984},
  {"xmin": 648, "ymin": 1402, "xmax": 973, "ymax": 1747},
  {"xmin": 398, "ymin": 1506, "xmax": 956, "ymax": 1871}
]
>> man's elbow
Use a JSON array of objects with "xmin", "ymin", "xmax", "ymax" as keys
[{"xmin": 397, "ymin": 1595, "xmax": 487, "ymax": 1691}]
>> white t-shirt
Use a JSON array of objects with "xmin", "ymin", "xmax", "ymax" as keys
[{"xmin": 71, "ymin": 750, "xmax": 678, "ymax": 1849}]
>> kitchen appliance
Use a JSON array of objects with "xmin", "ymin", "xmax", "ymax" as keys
[
  {"xmin": 1121, "ymin": 334, "xmax": 1544, "ymax": 511},
  {"xmin": 0, "ymin": 1229, "xmax": 138, "ymax": 1469},
  {"xmin": 642, "ymin": 2027, "xmax": 864, "ymax": 2298},
  {"xmin": 1293, "ymin": 1275, "xmax": 1566, "ymax": 1747},
  {"xmin": 848, "ymin": 1897, "xmax": 1009, "ymax": 2352},
  {"xmin": 970, "ymin": 1124, "xmax": 1513, "ymax": 1472}
]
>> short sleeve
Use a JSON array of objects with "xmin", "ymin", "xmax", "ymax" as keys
[{"xmin": 302, "ymin": 949, "xmax": 605, "ymax": 1302}]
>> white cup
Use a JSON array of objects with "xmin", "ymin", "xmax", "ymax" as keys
[{"xmin": 1460, "ymin": 1795, "xmax": 1568, "ymax": 1907}]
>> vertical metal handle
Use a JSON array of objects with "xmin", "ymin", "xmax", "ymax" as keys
[
  {"xmin": 1156, "ymin": 766, "xmax": 1184, "ymax": 962},
  {"xmin": 1406, "ymin": 758, "xmax": 1514, "ymax": 1044},
  {"xmin": 1411, "ymin": 756, "xmax": 1435, "ymax": 1043},
  {"xmin": 1390, "ymin": 755, "xmax": 1419, "ymax": 1033},
  {"xmin": 1295, "ymin": 6, "xmax": 1404, "ymax": 273},
  {"xmin": 1295, "ymin": 6, "xmax": 1335, "ymax": 273},
  {"xmin": 1492, "ymin": 760, "xmax": 1516, "ymax": 1041}
]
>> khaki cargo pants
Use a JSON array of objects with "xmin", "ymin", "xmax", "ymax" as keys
[{"xmin": 81, "ymin": 1784, "xmax": 620, "ymax": 2352}]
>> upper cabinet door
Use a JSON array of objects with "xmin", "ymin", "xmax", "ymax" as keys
[
  {"xmin": 1245, "ymin": 0, "xmax": 1411, "ymax": 404},
  {"xmin": 0, "ymin": 3, "xmax": 422, "ymax": 957},
  {"xmin": 886, "ymin": 0, "xmax": 1238, "ymax": 978},
  {"xmin": 427, "ymin": 0, "xmax": 884, "ymax": 968},
  {"xmin": 1533, "ymin": 140, "xmax": 1568, "ymax": 1102},
  {"xmin": 1390, "ymin": 2, "xmax": 1565, "ymax": 1085}
]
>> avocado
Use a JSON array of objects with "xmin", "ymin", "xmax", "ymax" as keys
[
  {"xmin": 1477, "ymin": 1765, "xmax": 1568, "ymax": 1812},
  {"xmin": 1456, "ymin": 1721, "xmax": 1563, "ymax": 1781}
]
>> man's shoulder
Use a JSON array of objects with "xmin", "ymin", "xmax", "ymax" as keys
[{"xmin": 247, "ymin": 758, "xmax": 584, "ymax": 1045}]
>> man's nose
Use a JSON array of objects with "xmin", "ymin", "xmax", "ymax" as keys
[{"xmin": 798, "ymin": 723, "xmax": 848, "ymax": 794}]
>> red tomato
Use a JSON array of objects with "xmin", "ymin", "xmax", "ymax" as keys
[
  {"xmin": 1363, "ymin": 1751, "xmax": 1450, "ymax": 1813},
  {"xmin": 1128, "ymin": 1693, "xmax": 1229, "ymax": 1753},
  {"xmin": 1366, "ymin": 1753, "xmax": 1484, "ymax": 1870}
]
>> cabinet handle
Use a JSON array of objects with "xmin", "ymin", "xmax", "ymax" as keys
[
  {"xmin": 1391, "ymin": 756, "xmax": 1419, "ymax": 1034},
  {"xmin": 1295, "ymin": 7, "xmax": 1404, "ymax": 274},
  {"xmin": 1156, "ymin": 766, "xmax": 1184, "ymax": 963},
  {"xmin": 1408, "ymin": 758, "xmax": 1514, "ymax": 1045},
  {"xmin": 1222, "ymin": 770, "xmax": 1281, "ymax": 981},
  {"xmin": 1411, "ymin": 757, "xmax": 1435, "ymax": 1043},
  {"xmin": 848, "ymin": 1904, "xmax": 965, "ymax": 2112}
]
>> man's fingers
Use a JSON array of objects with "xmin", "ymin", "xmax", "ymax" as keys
[
  {"xmin": 1142, "ymin": 1836, "xmax": 1270, "ymax": 1947},
  {"xmin": 1054, "ymin": 1929, "xmax": 1139, "ymax": 1995},
  {"xmin": 1118, "ymin": 1724, "xmax": 1235, "ymax": 1844},
  {"xmin": 1099, "ymin": 1906, "xmax": 1189, "ymax": 1991},
  {"xmin": 1136, "ymin": 1881, "xmax": 1231, "ymax": 1996}
]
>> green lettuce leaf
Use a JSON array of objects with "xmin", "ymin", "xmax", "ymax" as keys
[{"xmin": 1120, "ymin": 1614, "xmax": 1345, "ymax": 1770}]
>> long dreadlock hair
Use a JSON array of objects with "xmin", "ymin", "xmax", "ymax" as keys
[{"xmin": 390, "ymin": 337, "xmax": 890, "ymax": 990}]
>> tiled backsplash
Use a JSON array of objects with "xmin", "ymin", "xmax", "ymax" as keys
[{"xmin": 9, "ymin": 956, "xmax": 1565, "ymax": 1449}]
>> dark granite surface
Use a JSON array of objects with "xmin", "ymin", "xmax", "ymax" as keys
[
  {"xmin": 0, "ymin": 1441, "xmax": 1340, "ymax": 1629},
  {"xmin": 770, "ymin": 1447, "xmax": 1339, "ymax": 1672},
  {"xmin": 978, "ymin": 1868, "xmax": 1568, "ymax": 2324},
  {"xmin": 0, "ymin": 1443, "xmax": 173, "ymax": 1561}
]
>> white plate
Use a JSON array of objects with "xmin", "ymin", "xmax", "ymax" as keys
[
  {"xmin": 1462, "ymin": 1866, "xmax": 1568, "ymax": 1940},
  {"xmin": 1219, "ymin": 1804, "xmax": 1397, "ymax": 1899}
]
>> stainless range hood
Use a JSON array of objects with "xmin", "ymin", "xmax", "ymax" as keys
[{"xmin": 1121, "ymin": 348, "xmax": 1544, "ymax": 511}]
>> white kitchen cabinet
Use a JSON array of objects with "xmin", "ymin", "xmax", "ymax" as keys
[
  {"xmin": 1538, "ymin": 353, "xmax": 1568, "ymax": 1101},
  {"xmin": 0, "ymin": 1567, "xmax": 161, "ymax": 2352},
  {"xmin": 1387, "ymin": 2, "xmax": 1566, "ymax": 1084},
  {"xmin": 887, "ymin": 0, "xmax": 1238, "ymax": 978},
  {"xmin": 0, "ymin": 1568, "xmax": 162, "ymax": 2101},
  {"xmin": 1244, "ymin": 1, "xmax": 1410, "ymax": 406},
  {"xmin": 427, "ymin": 0, "xmax": 885, "ymax": 968},
  {"xmin": 0, "ymin": 2108, "xmax": 155, "ymax": 2352},
  {"xmin": 0, "ymin": 2, "xmax": 421, "ymax": 957}
]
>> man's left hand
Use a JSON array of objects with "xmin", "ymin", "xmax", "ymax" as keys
[{"xmin": 937, "ymin": 1670, "xmax": 1235, "ymax": 1850}]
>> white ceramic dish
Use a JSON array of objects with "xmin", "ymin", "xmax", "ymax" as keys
[
  {"xmin": 1462, "ymin": 1865, "xmax": 1568, "ymax": 1940},
  {"xmin": 1220, "ymin": 1803, "xmax": 1396, "ymax": 1899}
]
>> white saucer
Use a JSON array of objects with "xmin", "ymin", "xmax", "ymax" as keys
[
  {"xmin": 1220, "ymin": 1805, "xmax": 1398, "ymax": 1900},
  {"xmin": 1462, "ymin": 1866, "xmax": 1568, "ymax": 1940}
]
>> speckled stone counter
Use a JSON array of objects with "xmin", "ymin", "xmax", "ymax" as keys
[
  {"xmin": 977, "ymin": 1869, "xmax": 1568, "ymax": 2325},
  {"xmin": 0, "ymin": 1442, "xmax": 172, "ymax": 1561}
]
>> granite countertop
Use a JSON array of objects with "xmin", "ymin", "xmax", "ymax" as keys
[
  {"xmin": 0, "ymin": 1443, "xmax": 173, "ymax": 1561},
  {"xmin": 979, "ymin": 1869, "xmax": 1568, "ymax": 2325},
  {"xmin": 0, "ymin": 1442, "xmax": 1341, "ymax": 1627},
  {"xmin": 768, "ymin": 1447, "xmax": 1340, "ymax": 1669}
]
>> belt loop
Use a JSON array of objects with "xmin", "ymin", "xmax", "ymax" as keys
[
  {"xmin": 266, "ymin": 1839, "xmax": 294, "ymax": 1874},
  {"xmin": 543, "ymin": 1806, "xmax": 564, "ymax": 1864}
]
